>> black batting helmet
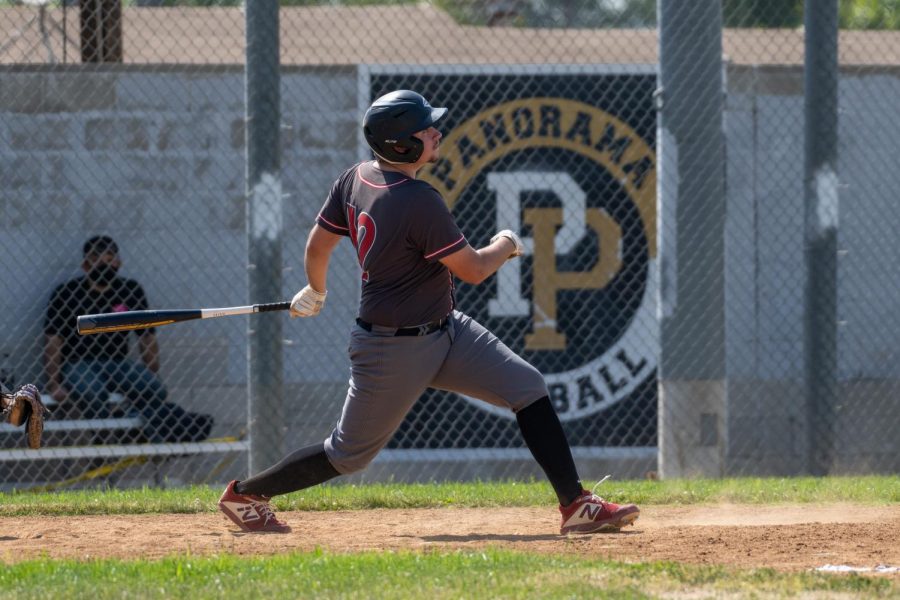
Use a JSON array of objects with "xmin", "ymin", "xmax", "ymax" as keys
[{"xmin": 363, "ymin": 90, "xmax": 448, "ymax": 164}]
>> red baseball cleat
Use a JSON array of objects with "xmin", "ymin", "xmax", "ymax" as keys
[
  {"xmin": 559, "ymin": 477, "xmax": 640, "ymax": 535},
  {"xmin": 218, "ymin": 480, "xmax": 292, "ymax": 533}
]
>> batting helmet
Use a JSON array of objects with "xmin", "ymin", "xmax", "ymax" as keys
[{"xmin": 363, "ymin": 90, "xmax": 448, "ymax": 164}]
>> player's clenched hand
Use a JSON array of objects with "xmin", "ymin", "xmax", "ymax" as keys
[
  {"xmin": 290, "ymin": 284, "xmax": 327, "ymax": 318},
  {"xmin": 491, "ymin": 229, "xmax": 524, "ymax": 259}
]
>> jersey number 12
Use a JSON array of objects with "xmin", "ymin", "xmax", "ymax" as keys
[{"xmin": 347, "ymin": 205, "xmax": 376, "ymax": 282}]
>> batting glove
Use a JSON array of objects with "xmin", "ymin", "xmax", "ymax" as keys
[
  {"xmin": 290, "ymin": 285, "xmax": 327, "ymax": 318},
  {"xmin": 491, "ymin": 229, "xmax": 524, "ymax": 259}
]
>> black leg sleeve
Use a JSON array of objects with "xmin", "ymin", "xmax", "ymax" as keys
[
  {"xmin": 516, "ymin": 396, "xmax": 583, "ymax": 506},
  {"xmin": 235, "ymin": 442, "xmax": 340, "ymax": 497}
]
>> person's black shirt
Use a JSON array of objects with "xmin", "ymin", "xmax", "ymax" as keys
[{"xmin": 45, "ymin": 276, "xmax": 151, "ymax": 364}]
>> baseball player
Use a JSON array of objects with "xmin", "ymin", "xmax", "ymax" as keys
[{"xmin": 218, "ymin": 90, "xmax": 640, "ymax": 535}]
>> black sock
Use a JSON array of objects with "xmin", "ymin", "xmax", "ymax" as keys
[
  {"xmin": 234, "ymin": 442, "xmax": 340, "ymax": 497},
  {"xmin": 516, "ymin": 396, "xmax": 583, "ymax": 506}
]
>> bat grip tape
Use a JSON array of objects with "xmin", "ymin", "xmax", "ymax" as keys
[{"xmin": 255, "ymin": 301, "xmax": 292, "ymax": 313}]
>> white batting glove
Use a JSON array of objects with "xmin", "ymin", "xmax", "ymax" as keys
[
  {"xmin": 290, "ymin": 285, "xmax": 327, "ymax": 318},
  {"xmin": 491, "ymin": 229, "xmax": 524, "ymax": 259}
]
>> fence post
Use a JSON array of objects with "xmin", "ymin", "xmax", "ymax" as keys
[
  {"xmin": 657, "ymin": 0, "xmax": 728, "ymax": 478},
  {"xmin": 803, "ymin": 0, "xmax": 839, "ymax": 475},
  {"xmin": 245, "ymin": 0, "xmax": 284, "ymax": 473}
]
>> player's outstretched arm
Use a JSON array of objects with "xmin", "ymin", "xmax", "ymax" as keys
[
  {"xmin": 291, "ymin": 224, "xmax": 343, "ymax": 318},
  {"xmin": 440, "ymin": 231, "xmax": 522, "ymax": 285},
  {"xmin": 305, "ymin": 224, "xmax": 343, "ymax": 292}
]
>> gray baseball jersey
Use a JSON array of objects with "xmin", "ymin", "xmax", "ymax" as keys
[
  {"xmin": 317, "ymin": 161, "xmax": 467, "ymax": 328},
  {"xmin": 316, "ymin": 160, "xmax": 548, "ymax": 474}
]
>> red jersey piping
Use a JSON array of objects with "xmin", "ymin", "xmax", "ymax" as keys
[
  {"xmin": 356, "ymin": 163, "xmax": 410, "ymax": 189},
  {"xmin": 424, "ymin": 235, "xmax": 466, "ymax": 260},
  {"xmin": 317, "ymin": 214, "xmax": 349, "ymax": 231}
]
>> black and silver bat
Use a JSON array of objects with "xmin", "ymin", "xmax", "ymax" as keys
[{"xmin": 76, "ymin": 301, "xmax": 291, "ymax": 335}]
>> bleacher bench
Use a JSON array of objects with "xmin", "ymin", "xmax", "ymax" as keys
[{"xmin": 0, "ymin": 393, "xmax": 247, "ymax": 462}]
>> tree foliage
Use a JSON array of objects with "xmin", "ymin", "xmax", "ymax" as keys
[
  {"xmin": 722, "ymin": 0, "xmax": 803, "ymax": 28},
  {"xmin": 840, "ymin": 0, "xmax": 900, "ymax": 29},
  {"xmin": 145, "ymin": 0, "xmax": 900, "ymax": 30},
  {"xmin": 433, "ymin": 0, "xmax": 900, "ymax": 30}
]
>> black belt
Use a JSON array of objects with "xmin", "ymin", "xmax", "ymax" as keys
[{"xmin": 356, "ymin": 316, "xmax": 449, "ymax": 337}]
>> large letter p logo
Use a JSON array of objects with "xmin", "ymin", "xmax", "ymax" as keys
[
  {"xmin": 524, "ymin": 207, "xmax": 621, "ymax": 350},
  {"xmin": 486, "ymin": 171, "xmax": 622, "ymax": 351}
]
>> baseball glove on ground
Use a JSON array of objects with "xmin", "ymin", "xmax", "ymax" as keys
[{"xmin": 2, "ymin": 383, "xmax": 48, "ymax": 449}]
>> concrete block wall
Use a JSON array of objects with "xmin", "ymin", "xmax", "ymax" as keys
[
  {"xmin": 2, "ymin": 64, "xmax": 899, "ymax": 479},
  {"xmin": 722, "ymin": 64, "xmax": 900, "ymax": 474},
  {"xmin": 0, "ymin": 66, "xmax": 362, "ymax": 451}
]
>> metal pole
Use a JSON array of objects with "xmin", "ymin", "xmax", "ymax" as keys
[
  {"xmin": 803, "ymin": 0, "xmax": 839, "ymax": 475},
  {"xmin": 245, "ymin": 0, "xmax": 284, "ymax": 473},
  {"xmin": 657, "ymin": 0, "xmax": 727, "ymax": 478}
]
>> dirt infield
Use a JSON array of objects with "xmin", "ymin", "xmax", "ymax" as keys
[{"xmin": 2, "ymin": 504, "xmax": 898, "ymax": 574}]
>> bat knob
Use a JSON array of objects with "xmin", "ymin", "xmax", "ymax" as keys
[{"xmin": 76, "ymin": 315, "xmax": 92, "ymax": 335}]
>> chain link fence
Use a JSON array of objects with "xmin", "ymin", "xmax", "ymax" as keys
[{"xmin": 1, "ymin": 0, "xmax": 898, "ymax": 490}]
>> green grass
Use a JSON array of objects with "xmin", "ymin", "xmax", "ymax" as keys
[
  {"xmin": 1, "ymin": 475, "xmax": 897, "ymax": 516},
  {"xmin": 0, "ymin": 549, "xmax": 893, "ymax": 600},
  {"xmin": 1, "ymin": 477, "xmax": 896, "ymax": 598}
]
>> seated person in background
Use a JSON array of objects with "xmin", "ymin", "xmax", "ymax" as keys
[{"xmin": 43, "ymin": 235, "xmax": 212, "ymax": 443}]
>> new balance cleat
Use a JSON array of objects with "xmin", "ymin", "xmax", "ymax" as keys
[
  {"xmin": 218, "ymin": 480, "xmax": 292, "ymax": 533},
  {"xmin": 559, "ymin": 476, "xmax": 640, "ymax": 535}
]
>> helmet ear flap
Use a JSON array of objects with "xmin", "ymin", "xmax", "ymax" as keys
[
  {"xmin": 365, "ymin": 128, "xmax": 425, "ymax": 164},
  {"xmin": 392, "ymin": 135, "xmax": 424, "ymax": 163}
]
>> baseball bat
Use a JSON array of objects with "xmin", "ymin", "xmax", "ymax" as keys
[{"xmin": 76, "ymin": 301, "xmax": 292, "ymax": 335}]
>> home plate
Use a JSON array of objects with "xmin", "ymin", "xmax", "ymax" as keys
[{"xmin": 816, "ymin": 564, "xmax": 899, "ymax": 574}]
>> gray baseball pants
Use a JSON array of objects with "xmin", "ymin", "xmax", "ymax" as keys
[{"xmin": 324, "ymin": 310, "xmax": 548, "ymax": 474}]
